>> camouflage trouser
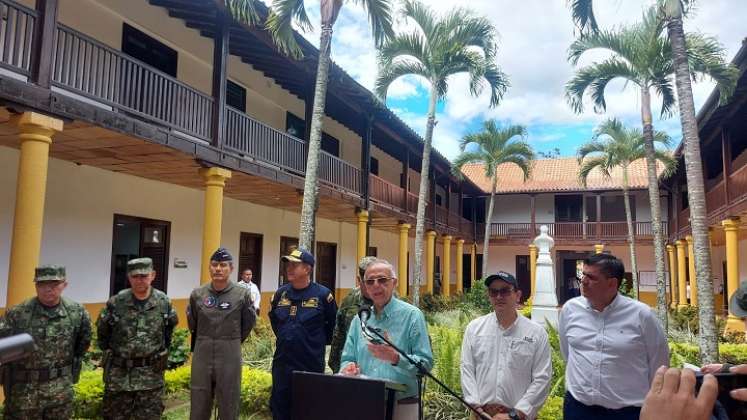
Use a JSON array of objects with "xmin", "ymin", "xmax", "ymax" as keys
[
  {"xmin": 3, "ymin": 403, "xmax": 73, "ymax": 420},
  {"xmin": 102, "ymin": 386, "xmax": 164, "ymax": 420}
]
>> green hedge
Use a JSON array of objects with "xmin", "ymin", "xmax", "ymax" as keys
[
  {"xmin": 72, "ymin": 365, "xmax": 271, "ymax": 418},
  {"xmin": 670, "ymin": 342, "xmax": 747, "ymax": 367}
]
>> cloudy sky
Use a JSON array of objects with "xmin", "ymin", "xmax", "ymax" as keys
[{"xmin": 284, "ymin": 0, "xmax": 746, "ymax": 160}]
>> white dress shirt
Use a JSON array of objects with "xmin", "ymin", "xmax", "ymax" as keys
[
  {"xmin": 461, "ymin": 312, "xmax": 552, "ymax": 419},
  {"xmin": 238, "ymin": 280, "xmax": 261, "ymax": 311},
  {"xmin": 559, "ymin": 294, "xmax": 669, "ymax": 409}
]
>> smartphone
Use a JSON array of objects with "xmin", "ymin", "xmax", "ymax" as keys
[{"xmin": 695, "ymin": 372, "xmax": 747, "ymax": 420}]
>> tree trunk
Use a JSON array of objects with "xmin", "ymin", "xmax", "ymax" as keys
[
  {"xmin": 482, "ymin": 175, "xmax": 497, "ymax": 276},
  {"xmin": 411, "ymin": 84, "xmax": 439, "ymax": 307},
  {"xmin": 666, "ymin": 10, "xmax": 718, "ymax": 364},
  {"xmin": 622, "ymin": 169, "xmax": 639, "ymax": 300},
  {"xmin": 641, "ymin": 87, "xmax": 668, "ymax": 331},
  {"xmin": 298, "ymin": 25, "xmax": 333, "ymax": 251}
]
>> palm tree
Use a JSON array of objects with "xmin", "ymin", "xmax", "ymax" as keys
[
  {"xmin": 577, "ymin": 118, "xmax": 676, "ymax": 303},
  {"xmin": 452, "ymin": 121, "xmax": 534, "ymax": 278},
  {"xmin": 566, "ymin": 0, "xmax": 737, "ymax": 368},
  {"xmin": 374, "ymin": 0, "xmax": 509, "ymax": 306},
  {"xmin": 564, "ymin": 7, "xmax": 735, "ymax": 336},
  {"xmin": 263, "ymin": 0, "xmax": 394, "ymax": 250}
]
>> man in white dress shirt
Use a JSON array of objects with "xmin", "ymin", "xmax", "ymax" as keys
[
  {"xmin": 559, "ymin": 253, "xmax": 669, "ymax": 420},
  {"xmin": 461, "ymin": 271, "xmax": 552, "ymax": 420},
  {"xmin": 238, "ymin": 268, "xmax": 261, "ymax": 315}
]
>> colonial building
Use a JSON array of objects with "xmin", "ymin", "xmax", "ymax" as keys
[
  {"xmin": 665, "ymin": 38, "xmax": 747, "ymax": 331},
  {"xmin": 0, "ymin": 0, "xmax": 482, "ymax": 322}
]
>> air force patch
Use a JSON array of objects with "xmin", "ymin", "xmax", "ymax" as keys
[
  {"xmin": 218, "ymin": 301, "xmax": 231, "ymax": 310},
  {"xmin": 203, "ymin": 296, "xmax": 217, "ymax": 308}
]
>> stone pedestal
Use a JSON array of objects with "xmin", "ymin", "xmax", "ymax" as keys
[{"xmin": 531, "ymin": 225, "xmax": 559, "ymax": 327}]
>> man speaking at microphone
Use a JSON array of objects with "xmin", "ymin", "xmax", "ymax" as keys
[{"xmin": 340, "ymin": 259, "xmax": 433, "ymax": 420}]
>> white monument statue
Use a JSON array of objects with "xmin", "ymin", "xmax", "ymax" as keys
[{"xmin": 531, "ymin": 225, "xmax": 559, "ymax": 326}]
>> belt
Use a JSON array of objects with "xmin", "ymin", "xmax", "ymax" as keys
[
  {"xmin": 110, "ymin": 354, "xmax": 161, "ymax": 369},
  {"xmin": 397, "ymin": 397, "xmax": 420, "ymax": 405},
  {"xmin": 12, "ymin": 365, "xmax": 72, "ymax": 383},
  {"xmin": 482, "ymin": 403, "xmax": 509, "ymax": 416}
]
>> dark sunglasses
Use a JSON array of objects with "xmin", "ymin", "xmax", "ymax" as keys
[
  {"xmin": 487, "ymin": 287, "xmax": 514, "ymax": 297},
  {"xmin": 364, "ymin": 277, "xmax": 393, "ymax": 286}
]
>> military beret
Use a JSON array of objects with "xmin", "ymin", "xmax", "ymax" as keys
[
  {"xmin": 127, "ymin": 257, "xmax": 154, "ymax": 275},
  {"xmin": 211, "ymin": 247, "xmax": 233, "ymax": 262},
  {"xmin": 282, "ymin": 248, "xmax": 315, "ymax": 267},
  {"xmin": 34, "ymin": 265, "xmax": 66, "ymax": 282}
]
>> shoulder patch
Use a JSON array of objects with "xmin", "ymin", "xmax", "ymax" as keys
[{"xmin": 326, "ymin": 293, "xmax": 334, "ymax": 303}]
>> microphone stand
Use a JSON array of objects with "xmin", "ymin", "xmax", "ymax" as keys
[{"xmin": 363, "ymin": 324, "xmax": 491, "ymax": 420}]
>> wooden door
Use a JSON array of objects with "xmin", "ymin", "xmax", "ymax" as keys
[
  {"xmin": 315, "ymin": 242, "xmax": 337, "ymax": 291},
  {"xmin": 239, "ymin": 232, "xmax": 263, "ymax": 289}
]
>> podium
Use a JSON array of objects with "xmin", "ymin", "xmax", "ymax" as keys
[{"xmin": 292, "ymin": 371, "xmax": 408, "ymax": 420}]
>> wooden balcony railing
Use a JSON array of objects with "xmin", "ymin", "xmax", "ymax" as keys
[
  {"xmin": 53, "ymin": 24, "xmax": 214, "ymax": 140},
  {"xmin": 705, "ymin": 180, "xmax": 726, "ymax": 213},
  {"xmin": 224, "ymin": 106, "xmax": 306, "ymax": 174},
  {"xmin": 731, "ymin": 164, "xmax": 747, "ymax": 204},
  {"xmin": 488, "ymin": 221, "xmax": 667, "ymax": 241},
  {"xmin": 0, "ymin": 0, "xmax": 36, "ymax": 75},
  {"xmin": 319, "ymin": 151, "xmax": 361, "ymax": 195},
  {"xmin": 369, "ymin": 174, "xmax": 405, "ymax": 209}
]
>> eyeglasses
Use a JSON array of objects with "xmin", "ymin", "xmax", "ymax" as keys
[
  {"xmin": 364, "ymin": 277, "xmax": 394, "ymax": 286},
  {"xmin": 487, "ymin": 287, "xmax": 514, "ymax": 297}
]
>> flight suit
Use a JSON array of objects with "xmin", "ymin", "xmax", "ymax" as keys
[
  {"xmin": 269, "ymin": 282, "xmax": 337, "ymax": 420},
  {"xmin": 187, "ymin": 281, "xmax": 256, "ymax": 420}
]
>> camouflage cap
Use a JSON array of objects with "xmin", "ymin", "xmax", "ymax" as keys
[
  {"xmin": 34, "ymin": 265, "xmax": 66, "ymax": 282},
  {"xmin": 127, "ymin": 257, "xmax": 154, "ymax": 276}
]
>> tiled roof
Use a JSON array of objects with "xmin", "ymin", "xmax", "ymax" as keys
[{"xmin": 461, "ymin": 157, "xmax": 663, "ymax": 194}]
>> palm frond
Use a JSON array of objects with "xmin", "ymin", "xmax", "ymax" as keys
[
  {"xmin": 684, "ymin": 32, "xmax": 739, "ymax": 103},
  {"xmin": 568, "ymin": 29, "xmax": 637, "ymax": 66},
  {"xmin": 375, "ymin": 59, "xmax": 428, "ymax": 100},
  {"xmin": 578, "ymin": 155, "xmax": 609, "ymax": 186},
  {"xmin": 568, "ymin": 0, "xmax": 598, "ymax": 34},
  {"xmin": 451, "ymin": 151, "xmax": 485, "ymax": 177},
  {"xmin": 653, "ymin": 149, "xmax": 678, "ymax": 179},
  {"xmin": 352, "ymin": 0, "xmax": 395, "ymax": 47},
  {"xmin": 401, "ymin": 0, "xmax": 437, "ymax": 40},
  {"xmin": 565, "ymin": 59, "xmax": 638, "ymax": 114},
  {"xmin": 224, "ymin": 0, "xmax": 261, "ymax": 27},
  {"xmin": 266, "ymin": 0, "xmax": 311, "ymax": 59},
  {"xmin": 377, "ymin": 32, "xmax": 428, "ymax": 69}
]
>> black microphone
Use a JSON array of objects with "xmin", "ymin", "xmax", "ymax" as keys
[
  {"xmin": 358, "ymin": 303, "xmax": 372, "ymax": 329},
  {"xmin": 0, "ymin": 333, "xmax": 34, "ymax": 365}
]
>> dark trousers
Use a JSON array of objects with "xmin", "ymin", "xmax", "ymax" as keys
[{"xmin": 563, "ymin": 392, "xmax": 641, "ymax": 420}]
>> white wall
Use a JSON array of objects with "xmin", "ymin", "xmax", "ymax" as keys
[{"xmin": 0, "ymin": 146, "xmax": 381, "ymax": 306}]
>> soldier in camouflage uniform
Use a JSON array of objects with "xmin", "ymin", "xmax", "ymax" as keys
[
  {"xmin": 97, "ymin": 257, "xmax": 178, "ymax": 420},
  {"xmin": 188, "ymin": 248, "xmax": 256, "ymax": 420},
  {"xmin": 328, "ymin": 256, "xmax": 376, "ymax": 373},
  {"xmin": 0, "ymin": 265, "xmax": 92, "ymax": 420}
]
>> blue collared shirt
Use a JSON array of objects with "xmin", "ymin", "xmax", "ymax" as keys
[{"xmin": 340, "ymin": 297, "xmax": 433, "ymax": 399}]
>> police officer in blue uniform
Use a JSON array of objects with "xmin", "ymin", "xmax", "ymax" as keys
[{"xmin": 269, "ymin": 249, "xmax": 337, "ymax": 420}]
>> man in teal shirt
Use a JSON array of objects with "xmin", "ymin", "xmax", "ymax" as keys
[{"xmin": 340, "ymin": 259, "xmax": 433, "ymax": 420}]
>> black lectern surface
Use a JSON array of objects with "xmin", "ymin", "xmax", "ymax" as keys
[{"xmin": 292, "ymin": 371, "xmax": 408, "ymax": 420}]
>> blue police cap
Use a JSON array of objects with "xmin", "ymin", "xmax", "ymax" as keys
[
  {"xmin": 281, "ymin": 248, "xmax": 315, "ymax": 267},
  {"xmin": 210, "ymin": 247, "xmax": 233, "ymax": 262}
]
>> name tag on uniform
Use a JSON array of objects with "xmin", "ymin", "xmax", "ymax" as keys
[
  {"xmin": 522, "ymin": 336, "xmax": 535, "ymax": 343},
  {"xmin": 302, "ymin": 297, "xmax": 319, "ymax": 308},
  {"xmin": 290, "ymin": 306, "xmax": 297, "ymax": 317},
  {"xmin": 218, "ymin": 302, "xmax": 231, "ymax": 310}
]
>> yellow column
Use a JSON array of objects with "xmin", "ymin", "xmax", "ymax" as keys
[
  {"xmin": 723, "ymin": 218, "xmax": 743, "ymax": 332},
  {"xmin": 6, "ymin": 112, "xmax": 64, "ymax": 307},
  {"xmin": 529, "ymin": 244, "xmax": 538, "ymax": 300},
  {"xmin": 676, "ymin": 239, "xmax": 688, "ymax": 308},
  {"xmin": 398, "ymin": 223, "xmax": 410, "ymax": 297},
  {"xmin": 456, "ymin": 239, "xmax": 464, "ymax": 294},
  {"xmin": 442, "ymin": 235, "xmax": 452, "ymax": 297},
  {"xmin": 594, "ymin": 244, "xmax": 605, "ymax": 254},
  {"xmin": 356, "ymin": 210, "xmax": 369, "ymax": 265},
  {"xmin": 426, "ymin": 230, "xmax": 436, "ymax": 294},
  {"xmin": 470, "ymin": 243, "xmax": 477, "ymax": 283},
  {"xmin": 666, "ymin": 244, "xmax": 678, "ymax": 308},
  {"xmin": 199, "ymin": 167, "xmax": 231, "ymax": 284},
  {"xmin": 687, "ymin": 235, "xmax": 697, "ymax": 307}
]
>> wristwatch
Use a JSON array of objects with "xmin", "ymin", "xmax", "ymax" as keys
[{"xmin": 508, "ymin": 409, "xmax": 521, "ymax": 420}]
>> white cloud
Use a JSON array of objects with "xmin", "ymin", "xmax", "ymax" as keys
[{"xmin": 266, "ymin": 0, "xmax": 747, "ymax": 157}]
